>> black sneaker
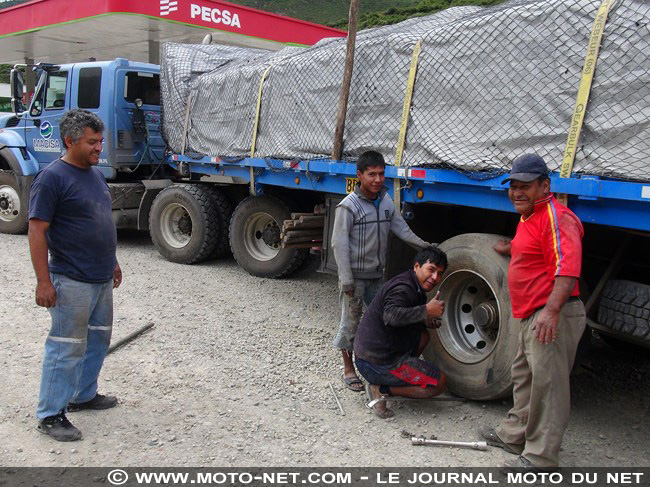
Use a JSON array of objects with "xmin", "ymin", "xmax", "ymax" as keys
[
  {"xmin": 68, "ymin": 393, "xmax": 118, "ymax": 412},
  {"xmin": 37, "ymin": 412, "xmax": 82, "ymax": 442}
]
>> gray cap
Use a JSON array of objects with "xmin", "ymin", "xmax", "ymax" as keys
[{"xmin": 502, "ymin": 153, "xmax": 549, "ymax": 184}]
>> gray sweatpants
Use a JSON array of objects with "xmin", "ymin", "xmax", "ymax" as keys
[
  {"xmin": 332, "ymin": 278, "xmax": 383, "ymax": 352},
  {"xmin": 496, "ymin": 300, "xmax": 586, "ymax": 467}
]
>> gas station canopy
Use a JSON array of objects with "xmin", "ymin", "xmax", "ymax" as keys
[{"xmin": 0, "ymin": 0, "xmax": 346, "ymax": 64}]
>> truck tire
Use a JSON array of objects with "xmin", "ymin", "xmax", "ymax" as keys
[
  {"xmin": 423, "ymin": 233, "xmax": 518, "ymax": 400},
  {"xmin": 0, "ymin": 170, "xmax": 28, "ymax": 234},
  {"xmin": 203, "ymin": 186, "xmax": 233, "ymax": 259},
  {"xmin": 230, "ymin": 195, "xmax": 307, "ymax": 278},
  {"xmin": 597, "ymin": 280, "xmax": 650, "ymax": 347},
  {"xmin": 149, "ymin": 184, "xmax": 219, "ymax": 264}
]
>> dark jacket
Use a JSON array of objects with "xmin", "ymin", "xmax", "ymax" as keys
[{"xmin": 353, "ymin": 269, "xmax": 427, "ymax": 365}]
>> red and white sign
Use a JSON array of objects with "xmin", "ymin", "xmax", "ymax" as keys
[
  {"xmin": 0, "ymin": 0, "xmax": 345, "ymax": 47},
  {"xmin": 190, "ymin": 3, "xmax": 241, "ymax": 28}
]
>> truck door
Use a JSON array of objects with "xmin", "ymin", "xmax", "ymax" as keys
[
  {"xmin": 114, "ymin": 70, "xmax": 164, "ymax": 169},
  {"xmin": 24, "ymin": 69, "xmax": 68, "ymax": 168}
]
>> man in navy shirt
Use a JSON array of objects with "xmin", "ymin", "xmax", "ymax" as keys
[{"xmin": 29, "ymin": 109, "xmax": 122, "ymax": 442}]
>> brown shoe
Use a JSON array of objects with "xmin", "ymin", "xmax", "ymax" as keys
[
  {"xmin": 501, "ymin": 455, "xmax": 558, "ymax": 473},
  {"xmin": 478, "ymin": 426, "xmax": 522, "ymax": 454}
]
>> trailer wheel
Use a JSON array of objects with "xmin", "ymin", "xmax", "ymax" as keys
[
  {"xmin": 597, "ymin": 280, "xmax": 650, "ymax": 348},
  {"xmin": 149, "ymin": 184, "xmax": 219, "ymax": 264},
  {"xmin": 203, "ymin": 186, "xmax": 233, "ymax": 258},
  {"xmin": 0, "ymin": 170, "xmax": 28, "ymax": 234},
  {"xmin": 423, "ymin": 233, "xmax": 518, "ymax": 400},
  {"xmin": 230, "ymin": 195, "xmax": 307, "ymax": 278}
]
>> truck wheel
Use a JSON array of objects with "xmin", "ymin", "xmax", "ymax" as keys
[
  {"xmin": 0, "ymin": 170, "xmax": 28, "ymax": 234},
  {"xmin": 423, "ymin": 233, "xmax": 518, "ymax": 400},
  {"xmin": 203, "ymin": 186, "xmax": 233, "ymax": 258},
  {"xmin": 597, "ymin": 280, "xmax": 650, "ymax": 348},
  {"xmin": 230, "ymin": 195, "xmax": 307, "ymax": 278},
  {"xmin": 149, "ymin": 184, "xmax": 219, "ymax": 264}
]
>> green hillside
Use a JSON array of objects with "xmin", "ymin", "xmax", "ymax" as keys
[
  {"xmin": 230, "ymin": 0, "xmax": 420, "ymax": 26},
  {"xmin": 231, "ymin": 0, "xmax": 506, "ymax": 29}
]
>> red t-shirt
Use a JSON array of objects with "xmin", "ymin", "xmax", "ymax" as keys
[{"xmin": 508, "ymin": 195, "xmax": 583, "ymax": 319}]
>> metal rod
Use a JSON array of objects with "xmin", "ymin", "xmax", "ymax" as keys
[
  {"xmin": 411, "ymin": 437, "xmax": 487, "ymax": 451},
  {"xmin": 328, "ymin": 381, "xmax": 346, "ymax": 416},
  {"xmin": 331, "ymin": 0, "xmax": 360, "ymax": 161},
  {"xmin": 585, "ymin": 234, "xmax": 630, "ymax": 316},
  {"xmin": 108, "ymin": 322, "xmax": 154, "ymax": 355}
]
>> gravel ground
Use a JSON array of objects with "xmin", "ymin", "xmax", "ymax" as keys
[{"xmin": 1, "ymin": 230, "xmax": 649, "ymax": 467}]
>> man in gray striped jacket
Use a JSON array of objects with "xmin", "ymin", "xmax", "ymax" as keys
[{"xmin": 331, "ymin": 151, "xmax": 430, "ymax": 392}]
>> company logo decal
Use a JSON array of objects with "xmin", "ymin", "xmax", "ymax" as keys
[
  {"xmin": 160, "ymin": 0, "xmax": 178, "ymax": 16},
  {"xmin": 191, "ymin": 4, "xmax": 241, "ymax": 28},
  {"xmin": 34, "ymin": 138, "xmax": 61, "ymax": 152},
  {"xmin": 39, "ymin": 121, "xmax": 53, "ymax": 138}
]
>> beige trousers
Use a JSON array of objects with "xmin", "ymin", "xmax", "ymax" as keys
[{"xmin": 495, "ymin": 300, "xmax": 586, "ymax": 467}]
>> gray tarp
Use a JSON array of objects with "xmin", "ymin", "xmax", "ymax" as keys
[{"xmin": 161, "ymin": 0, "xmax": 650, "ymax": 181}]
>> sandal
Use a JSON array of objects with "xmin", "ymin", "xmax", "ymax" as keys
[
  {"xmin": 341, "ymin": 374, "xmax": 364, "ymax": 392},
  {"xmin": 365, "ymin": 383, "xmax": 394, "ymax": 419}
]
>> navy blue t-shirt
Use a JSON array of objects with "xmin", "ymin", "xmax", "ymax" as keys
[{"xmin": 29, "ymin": 159, "xmax": 117, "ymax": 283}]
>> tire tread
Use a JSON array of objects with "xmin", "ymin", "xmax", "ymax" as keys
[{"xmin": 597, "ymin": 280, "xmax": 650, "ymax": 342}]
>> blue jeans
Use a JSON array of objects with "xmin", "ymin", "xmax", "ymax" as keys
[
  {"xmin": 332, "ymin": 278, "xmax": 383, "ymax": 351},
  {"xmin": 37, "ymin": 274, "xmax": 113, "ymax": 419}
]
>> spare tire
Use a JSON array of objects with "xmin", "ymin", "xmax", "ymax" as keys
[
  {"xmin": 597, "ymin": 280, "xmax": 650, "ymax": 347},
  {"xmin": 423, "ymin": 233, "xmax": 518, "ymax": 400}
]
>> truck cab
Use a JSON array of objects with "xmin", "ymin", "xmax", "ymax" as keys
[{"xmin": 0, "ymin": 58, "xmax": 165, "ymax": 233}]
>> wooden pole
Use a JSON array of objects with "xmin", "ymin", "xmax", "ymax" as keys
[{"xmin": 331, "ymin": 0, "xmax": 360, "ymax": 161}]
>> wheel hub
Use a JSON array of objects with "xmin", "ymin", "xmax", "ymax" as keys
[
  {"xmin": 474, "ymin": 301, "xmax": 498, "ymax": 329},
  {"xmin": 433, "ymin": 269, "xmax": 501, "ymax": 364},
  {"xmin": 177, "ymin": 214, "xmax": 192, "ymax": 235},
  {"xmin": 0, "ymin": 186, "xmax": 20, "ymax": 222},
  {"xmin": 261, "ymin": 224, "xmax": 281, "ymax": 246},
  {"xmin": 159, "ymin": 203, "xmax": 193, "ymax": 249},
  {"xmin": 243, "ymin": 212, "xmax": 282, "ymax": 262}
]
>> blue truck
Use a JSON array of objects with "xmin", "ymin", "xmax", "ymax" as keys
[{"xmin": 1, "ymin": 54, "xmax": 648, "ymax": 401}]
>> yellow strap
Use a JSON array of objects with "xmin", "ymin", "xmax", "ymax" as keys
[
  {"xmin": 558, "ymin": 0, "xmax": 615, "ymax": 204},
  {"xmin": 394, "ymin": 40, "xmax": 422, "ymax": 209},
  {"xmin": 249, "ymin": 65, "xmax": 273, "ymax": 195}
]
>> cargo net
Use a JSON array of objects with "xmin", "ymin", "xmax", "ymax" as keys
[{"xmin": 161, "ymin": 0, "xmax": 650, "ymax": 182}]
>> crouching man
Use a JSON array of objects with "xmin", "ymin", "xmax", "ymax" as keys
[{"xmin": 353, "ymin": 246, "xmax": 448, "ymax": 418}]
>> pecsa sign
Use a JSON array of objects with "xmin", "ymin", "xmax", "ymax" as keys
[{"xmin": 190, "ymin": 4, "xmax": 241, "ymax": 28}]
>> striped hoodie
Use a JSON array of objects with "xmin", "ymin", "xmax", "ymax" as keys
[
  {"xmin": 508, "ymin": 194, "xmax": 584, "ymax": 319},
  {"xmin": 331, "ymin": 186, "xmax": 429, "ymax": 292}
]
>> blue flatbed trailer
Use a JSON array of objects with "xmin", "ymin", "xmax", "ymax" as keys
[{"xmin": 167, "ymin": 154, "xmax": 650, "ymax": 232}]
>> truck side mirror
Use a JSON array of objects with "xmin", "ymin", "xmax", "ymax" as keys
[{"xmin": 10, "ymin": 68, "xmax": 24, "ymax": 114}]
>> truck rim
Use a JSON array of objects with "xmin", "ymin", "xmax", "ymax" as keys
[
  {"xmin": 160, "ymin": 203, "xmax": 192, "ymax": 248},
  {"xmin": 243, "ymin": 212, "xmax": 280, "ymax": 261},
  {"xmin": 0, "ymin": 184, "xmax": 20, "ymax": 223},
  {"xmin": 437, "ymin": 269, "xmax": 500, "ymax": 364}
]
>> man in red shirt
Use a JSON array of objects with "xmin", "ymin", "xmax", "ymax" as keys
[{"xmin": 480, "ymin": 153, "xmax": 586, "ymax": 470}]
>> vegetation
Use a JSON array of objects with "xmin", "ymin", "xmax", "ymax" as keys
[
  {"xmin": 0, "ymin": 64, "xmax": 10, "ymax": 84},
  {"xmin": 328, "ymin": 0, "xmax": 507, "ymax": 29},
  {"xmin": 232, "ymin": 0, "xmax": 507, "ymax": 29}
]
